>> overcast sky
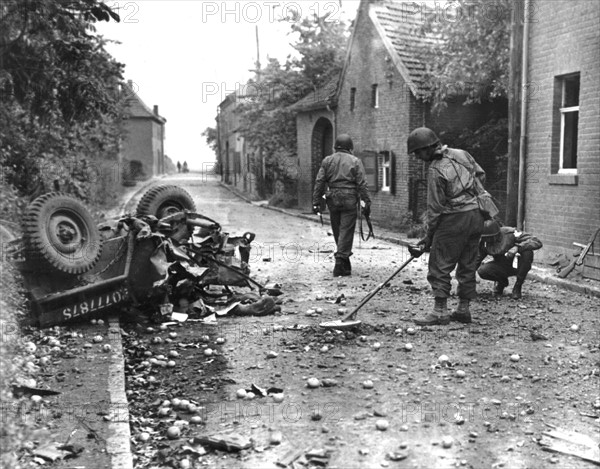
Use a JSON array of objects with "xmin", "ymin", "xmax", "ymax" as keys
[{"xmin": 97, "ymin": 1, "xmax": 360, "ymax": 169}]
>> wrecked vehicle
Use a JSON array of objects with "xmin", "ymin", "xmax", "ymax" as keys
[{"xmin": 8, "ymin": 185, "xmax": 279, "ymax": 327}]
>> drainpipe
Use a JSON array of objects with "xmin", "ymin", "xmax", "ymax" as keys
[{"xmin": 517, "ymin": 0, "xmax": 531, "ymax": 231}]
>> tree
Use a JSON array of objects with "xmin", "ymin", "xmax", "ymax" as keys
[
  {"xmin": 201, "ymin": 126, "xmax": 218, "ymax": 155},
  {"xmin": 415, "ymin": 0, "xmax": 511, "ymax": 215},
  {"xmin": 419, "ymin": 0, "xmax": 511, "ymax": 110},
  {"xmin": 235, "ymin": 15, "xmax": 348, "ymax": 201},
  {"xmin": 0, "ymin": 0, "xmax": 125, "ymax": 212},
  {"xmin": 288, "ymin": 15, "xmax": 349, "ymax": 89}
]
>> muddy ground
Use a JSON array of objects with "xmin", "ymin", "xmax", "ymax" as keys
[{"xmin": 16, "ymin": 174, "xmax": 600, "ymax": 469}]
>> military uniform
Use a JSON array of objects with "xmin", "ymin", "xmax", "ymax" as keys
[
  {"xmin": 313, "ymin": 146, "xmax": 370, "ymax": 276},
  {"xmin": 408, "ymin": 125, "xmax": 488, "ymax": 325},
  {"xmin": 477, "ymin": 227, "xmax": 543, "ymax": 298},
  {"xmin": 423, "ymin": 147, "xmax": 485, "ymax": 300}
]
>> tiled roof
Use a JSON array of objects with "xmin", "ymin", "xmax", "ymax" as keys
[
  {"xmin": 288, "ymin": 77, "xmax": 339, "ymax": 112},
  {"xmin": 369, "ymin": 0, "xmax": 443, "ymax": 96},
  {"xmin": 123, "ymin": 82, "xmax": 166, "ymax": 123},
  {"xmin": 291, "ymin": 0, "xmax": 444, "ymax": 111}
]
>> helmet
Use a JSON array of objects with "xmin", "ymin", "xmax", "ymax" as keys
[
  {"xmin": 407, "ymin": 127, "xmax": 439, "ymax": 154},
  {"xmin": 481, "ymin": 219, "xmax": 501, "ymax": 237},
  {"xmin": 334, "ymin": 134, "xmax": 353, "ymax": 151}
]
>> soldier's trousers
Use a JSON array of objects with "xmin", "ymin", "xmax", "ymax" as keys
[
  {"xmin": 328, "ymin": 208, "xmax": 357, "ymax": 259},
  {"xmin": 427, "ymin": 209, "xmax": 484, "ymax": 299},
  {"xmin": 326, "ymin": 190, "xmax": 358, "ymax": 259}
]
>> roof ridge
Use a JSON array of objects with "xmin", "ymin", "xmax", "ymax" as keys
[
  {"xmin": 369, "ymin": 0, "xmax": 445, "ymax": 96},
  {"xmin": 123, "ymin": 82, "xmax": 165, "ymax": 122}
]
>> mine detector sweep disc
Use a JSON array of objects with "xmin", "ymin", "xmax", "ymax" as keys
[{"xmin": 319, "ymin": 255, "xmax": 417, "ymax": 330}]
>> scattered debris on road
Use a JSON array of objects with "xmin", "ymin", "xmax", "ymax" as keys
[{"xmin": 10, "ymin": 186, "xmax": 283, "ymax": 327}]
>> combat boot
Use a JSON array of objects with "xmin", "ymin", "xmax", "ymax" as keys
[
  {"xmin": 511, "ymin": 280, "xmax": 523, "ymax": 299},
  {"xmin": 342, "ymin": 257, "xmax": 352, "ymax": 276},
  {"xmin": 333, "ymin": 258, "xmax": 344, "ymax": 277},
  {"xmin": 450, "ymin": 298, "xmax": 472, "ymax": 323},
  {"xmin": 414, "ymin": 297, "xmax": 450, "ymax": 326},
  {"xmin": 493, "ymin": 281, "xmax": 507, "ymax": 296}
]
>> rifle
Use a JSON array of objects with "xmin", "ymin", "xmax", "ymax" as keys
[{"xmin": 557, "ymin": 227, "xmax": 600, "ymax": 278}]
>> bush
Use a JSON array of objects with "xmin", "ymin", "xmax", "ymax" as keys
[{"xmin": 0, "ymin": 182, "xmax": 26, "ymax": 223}]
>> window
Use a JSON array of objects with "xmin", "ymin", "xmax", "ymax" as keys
[
  {"xmin": 350, "ymin": 87, "xmax": 356, "ymax": 112},
  {"xmin": 371, "ymin": 84, "xmax": 379, "ymax": 108},
  {"xmin": 559, "ymin": 73, "xmax": 579, "ymax": 173},
  {"xmin": 381, "ymin": 151, "xmax": 391, "ymax": 191}
]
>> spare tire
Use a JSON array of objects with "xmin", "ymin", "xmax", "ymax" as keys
[
  {"xmin": 136, "ymin": 185, "xmax": 196, "ymax": 219},
  {"xmin": 22, "ymin": 193, "xmax": 103, "ymax": 275}
]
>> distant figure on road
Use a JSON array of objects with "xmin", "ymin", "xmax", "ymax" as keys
[
  {"xmin": 177, "ymin": 161, "xmax": 181, "ymax": 173},
  {"xmin": 182, "ymin": 161, "xmax": 189, "ymax": 173},
  {"xmin": 312, "ymin": 134, "xmax": 371, "ymax": 277}
]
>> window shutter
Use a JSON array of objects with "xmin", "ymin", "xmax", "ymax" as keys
[
  {"xmin": 357, "ymin": 151, "xmax": 378, "ymax": 192},
  {"xmin": 390, "ymin": 151, "xmax": 396, "ymax": 195}
]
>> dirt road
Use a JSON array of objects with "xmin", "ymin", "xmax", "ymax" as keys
[
  {"xmin": 12, "ymin": 173, "xmax": 598, "ymax": 469},
  {"xmin": 123, "ymin": 174, "xmax": 600, "ymax": 469}
]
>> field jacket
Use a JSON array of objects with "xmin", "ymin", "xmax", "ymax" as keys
[
  {"xmin": 312, "ymin": 150, "xmax": 371, "ymax": 207},
  {"xmin": 426, "ymin": 147, "xmax": 485, "ymax": 238}
]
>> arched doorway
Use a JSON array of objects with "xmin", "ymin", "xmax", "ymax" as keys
[{"xmin": 311, "ymin": 117, "xmax": 334, "ymax": 182}]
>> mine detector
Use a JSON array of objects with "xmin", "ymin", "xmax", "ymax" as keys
[{"xmin": 7, "ymin": 185, "xmax": 259, "ymax": 327}]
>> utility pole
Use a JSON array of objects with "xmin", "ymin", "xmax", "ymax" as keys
[
  {"xmin": 506, "ymin": 0, "xmax": 524, "ymax": 227},
  {"xmin": 255, "ymin": 25, "xmax": 261, "ymax": 83},
  {"xmin": 254, "ymin": 24, "xmax": 265, "ymax": 197}
]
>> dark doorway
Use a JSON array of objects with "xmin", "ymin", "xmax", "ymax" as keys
[{"xmin": 311, "ymin": 117, "xmax": 334, "ymax": 183}]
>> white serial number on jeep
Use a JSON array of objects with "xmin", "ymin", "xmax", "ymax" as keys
[{"xmin": 62, "ymin": 286, "xmax": 129, "ymax": 320}]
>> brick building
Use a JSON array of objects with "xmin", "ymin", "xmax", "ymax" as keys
[
  {"xmin": 217, "ymin": 91, "xmax": 257, "ymax": 197},
  {"xmin": 523, "ymin": 0, "xmax": 600, "ymax": 260},
  {"xmin": 290, "ymin": 79, "xmax": 337, "ymax": 210},
  {"xmin": 294, "ymin": 0, "xmax": 502, "ymax": 227},
  {"xmin": 122, "ymin": 80, "xmax": 166, "ymax": 179}
]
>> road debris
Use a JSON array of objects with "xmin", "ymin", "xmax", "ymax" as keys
[
  {"xmin": 193, "ymin": 433, "xmax": 252, "ymax": 452},
  {"xmin": 12, "ymin": 186, "xmax": 283, "ymax": 327},
  {"xmin": 539, "ymin": 426, "xmax": 600, "ymax": 465},
  {"xmin": 307, "ymin": 377, "xmax": 320, "ymax": 388}
]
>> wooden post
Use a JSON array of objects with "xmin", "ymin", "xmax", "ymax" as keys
[{"xmin": 506, "ymin": 0, "xmax": 524, "ymax": 227}]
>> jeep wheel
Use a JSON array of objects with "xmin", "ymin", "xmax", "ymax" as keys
[
  {"xmin": 136, "ymin": 185, "xmax": 196, "ymax": 219},
  {"xmin": 23, "ymin": 193, "xmax": 103, "ymax": 275}
]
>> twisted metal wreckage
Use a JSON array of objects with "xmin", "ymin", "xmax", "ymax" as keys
[{"xmin": 8, "ymin": 185, "xmax": 282, "ymax": 327}]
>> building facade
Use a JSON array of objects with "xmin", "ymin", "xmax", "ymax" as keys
[
  {"xmin": 291, "ymin": 80, "xmax": 337, "ymax": 210},
  {"xmin": 217, "ymin": 92, "xmax": 257, "ymax": 196},
  {"xmin": 294, "ymin": 0, "xmax": 501, "ymax": 226},
  {"xmin": 524, "ymin": 0, "xmax": 600, "ymax": 259},
  {"xmin": 122, "ymin": 81, "xmax": 166, "ymax": 180}
]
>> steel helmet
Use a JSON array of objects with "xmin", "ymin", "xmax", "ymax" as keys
[
  {"xmin": 407, "ymin": 127, "xmax": 439, "ymax": 154},
  {"xmin": 334, "ymin": 134, "xmax": 354, "ymax": 151},
  {"xmin": 481, "ymin": 219, "xmax": 501, "ymax": 237}
]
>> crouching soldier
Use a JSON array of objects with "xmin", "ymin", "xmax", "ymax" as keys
[{"xmin": 477, "ymin": 220, "xmax": 543, "ymax": 300}]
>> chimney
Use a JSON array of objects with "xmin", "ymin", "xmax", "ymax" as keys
[
  {"xmin": 153, "ymin": 105, "xmax": 159, "ymax": 116},
  {"xmin": 127, "ymin": 79, "xmax": 133, "ymax": 88}
]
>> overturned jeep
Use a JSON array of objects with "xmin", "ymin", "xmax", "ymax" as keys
[{"xmin": 9, "ymin": 185, "xmax": 273, "ymax": 327}]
